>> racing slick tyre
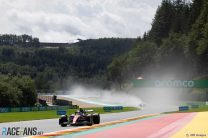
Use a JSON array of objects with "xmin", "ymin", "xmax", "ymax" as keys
[
  {"xmin": 93, "ymin": 114, "xmax": 100, "ymax": 124},
  {"xmin": 87, "ymin": 115, "xmax": 94, "ymax": 126},
  {"xmin": 59, "ymin": 115, "xmax": 68, "ymax": 127}
]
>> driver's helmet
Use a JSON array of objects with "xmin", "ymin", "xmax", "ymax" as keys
[
  {"xmin": 61, "ymin": 115, "xmax": 67, "ymax": 118},
  {"xmin": 76, "ymin": 108, "xmax": 85, "ymax": 115}
]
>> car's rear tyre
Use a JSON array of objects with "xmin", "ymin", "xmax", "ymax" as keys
[
  {"xmin": 93, "ymin": 114, "xmax": 100, "ymax": 124},
  {"xmin": 87, "ymin": 115, "xmax": 94, "ymax": 126},
  {"xmin": 59, "ymin": 115, "xmax": 68, "ymax": 127},
  {"xmin": 87, "ymin": 122, "xmax": 93, "ymax": 126}
]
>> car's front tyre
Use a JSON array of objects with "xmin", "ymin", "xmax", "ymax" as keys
[
  {"xmin": 93, "ymin": 114, "xmax": 100, "ymax": 124},
  {"xmin": 61, "ymin": 123, "xmax": 67, "ymax": 127},
  {"xmin": 59, "ymin": 115, "xmax": 68, "ymax": 127}
]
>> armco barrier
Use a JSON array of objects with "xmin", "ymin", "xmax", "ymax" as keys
[{"xmin": 0, "ymin": 105, "xmax": 78, "ymax": 113}]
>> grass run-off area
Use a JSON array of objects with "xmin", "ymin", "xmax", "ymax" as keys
[
  {"xmin": 0, "ymin": 107, "xmax": 138, "ymax": 123},
  {"xmin": 165, "ymin": 105, "xmax": 208, "ymax": 114}
]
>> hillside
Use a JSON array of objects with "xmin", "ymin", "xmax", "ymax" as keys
[
  {"xmin": 0, "ymin": 38, "xmax": 135, "ymax": 90},
  {"xmin": 108, "ymin": 0, "xmax": 208, "ymax": 88},
  {"xmin": 1, "ymin": 0, "xmax": 208, "ymax": 107}
]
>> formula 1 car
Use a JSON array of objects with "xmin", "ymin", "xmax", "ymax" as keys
[{"xmin": 59, "ymin": 109, "xmax": 100, "ymax": 127}]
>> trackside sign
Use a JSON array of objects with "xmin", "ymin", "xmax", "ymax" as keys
[
  {"xmin": 133, "ymin": 80, "xmax": 208, "ymax": 88},
  {"xmin": 155, "ymin": 80, "xmax": 194, "ymax": 87}
]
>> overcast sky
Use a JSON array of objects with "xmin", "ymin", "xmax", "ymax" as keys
[{"xmin": 0, "ymin": 0, "xmax": 162, "ymax": 42}]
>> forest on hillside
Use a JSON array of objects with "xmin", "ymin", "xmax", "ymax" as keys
[
  {"xmin": 1, "ymin": 0, "xmax": 208, "ymax": 107},
  {"xmin": 0, "ymin": 38, "xmax": 135, "ymax": 107},
  {"xmin": 108, "ymin": 0, "xmax": 208, "ymax": 88}
]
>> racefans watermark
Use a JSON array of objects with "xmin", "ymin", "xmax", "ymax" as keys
[
  {"xmin": 154, "ymin": 80, "xmax": 195, "ymax": 88},
  {"xmin": 1, "ymin": 127, "xmax": 43, "ymax": 136}
]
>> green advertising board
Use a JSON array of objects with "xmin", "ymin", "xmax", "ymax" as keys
[{"xmin": 133, "ymin": 80, "xmax": 208, "ymax": 88}]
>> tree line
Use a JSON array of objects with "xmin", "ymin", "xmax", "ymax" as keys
[
  {"xmin": 107, "ymin": 0, "xmax": 208, "ymax": 89},
  {"xmin": 0, "ymin": 38, "xmax": 135, "ymax": 100},
  {"xmin": 0, "ymin": 75, "xmax": 36, "ymax": 107},
  {"xmin": 2, "ymin": 0, "xmax": 208, "ymax": 106},
  {"xmin": 0, "ymin": 34, "xmax": 40, "ymax": 47}
]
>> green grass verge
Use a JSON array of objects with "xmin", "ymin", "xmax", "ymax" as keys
[{"xmin": 0, "ymin": 107, "xmax": 138, "ymax": 123}]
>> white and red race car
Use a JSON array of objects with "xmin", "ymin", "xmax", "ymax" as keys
[{"xmin": 59, "ymin": 109, "xmax": 100, "ymax": 127}]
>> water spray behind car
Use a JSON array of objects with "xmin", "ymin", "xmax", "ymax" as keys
[{"xmin": 63, "ymin": 85, "xmax": 143, "ymax": 108}]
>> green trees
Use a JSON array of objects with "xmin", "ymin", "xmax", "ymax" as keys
[
  {"xmin": 186, "ymin": 1, "xmax": 208, "ymax": 74},
  {"xmin": 171, "ymin": 0, "xmax": 190, "ymax": 33},
  {"xmin": 0, "ymin": 75, "xmax": 36, "ymax": 107},
  {"xmin": 107, "ymin": 41, "xmax": 156, "ymax": 86},
  {"xmin": 189, "ymin": 0, "xmax": 204, "ymax": 26},
  {"xmin": 108, "ymin": 0, "xmax": 208, "ymax": 87},
  {"xmin": 13, "ymin": 76, "xmax": 37, "ymax": 106},
  {"xmin": 1, "ymin": 0, "xmax": 208, "ymax": 102},
  {"xmin": 0, "ymin": 38, "xmax": 135, "ymax": 91},
  {"xmin": 107, "ymin": 55, "xmax": 128, "ymax": 88},
  {"xmin": 149, "ymin": 0, "xmax": 174, "ymax": 45},
  {"xmin": 149, "ymin": 0, "xmax": 191, "ymax": 45},
  {"xmin": 0, "ymin": 34, "xmax": 40, "ymax": 47}
]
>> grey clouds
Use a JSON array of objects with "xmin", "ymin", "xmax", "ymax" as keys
[{"xmin": 0, "ymin": 0, "xmax": 162, "ymax": 42}]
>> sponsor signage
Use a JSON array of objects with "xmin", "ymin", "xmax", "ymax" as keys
[
  {"xmin": 103, "ymin": 106, "xmax": 123, "ymax": 112},
  {"xmin": 179, "ymin": 106, "xmax": 189, "ymax": 111},
  {"xmin": 133, "ymin": 80, "xmax": 208, "ymax": 88},
  {"xmin": 57, "ymin": 110, "xmax": 66, "ymax": 115},
  {"xmin": 0, "ymin": 108, "xmax": 10, "ymax": 113}
]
